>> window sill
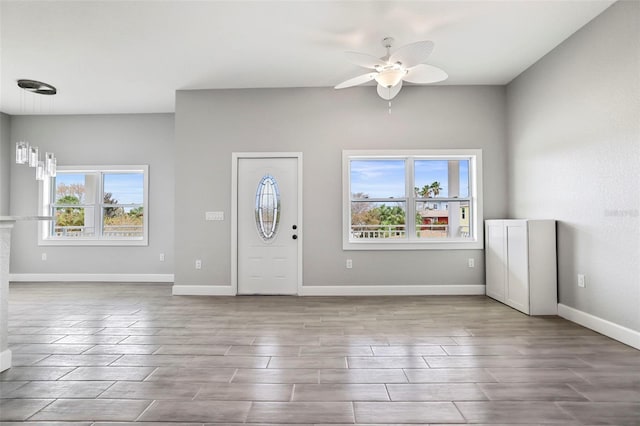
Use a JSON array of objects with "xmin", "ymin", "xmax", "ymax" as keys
[
  {"xmin": 39, "ymin": 238, "xmax": 148, "ymax": 247},
  {"xmin": 343, "ymin": 239, "xmax": 483, "ymax": 250}
]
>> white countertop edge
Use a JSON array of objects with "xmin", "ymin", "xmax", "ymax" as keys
[{"xmin": 0, "ymin": 216, "xmax": 53, "ymax": 222}]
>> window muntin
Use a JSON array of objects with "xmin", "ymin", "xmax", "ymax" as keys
[
  {"xmin": 343, "ymin": 150, "xmax": 482, "ymax": 250},
  {"xmin": 40, "ymin": 165, "xmax": 148, "ymax": 246}
]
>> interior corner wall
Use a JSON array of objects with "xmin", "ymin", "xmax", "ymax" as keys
[
  {"xmin": 174, "ymin": 85, "xmax": 508, "ymax": 289},
  {"xmin": 506, "ymin": 0, "xmax": 640, "ymax": 332},
  {"xmin": 0, "ymin": 113, "xmax": 10, "ymax": 216},
  {"xmin": 9, "ymin": 113, "xmax": 175, "ymax": 276}
]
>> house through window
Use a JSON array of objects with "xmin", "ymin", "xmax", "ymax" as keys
[
  {"xmin": 39, "ymin": 165, "xmax": 149, "ymax": 246},
  {"xmin": 343, "ymin": 150, "xmax": 482, "ymax": 250}
]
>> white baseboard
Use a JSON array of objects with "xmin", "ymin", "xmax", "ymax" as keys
[
  {"xmin": 171, "ymin": 284, "xmax": 485, "ymax": 297},
  {"xmin": 300, "ymin": 285, "xmax": 486, "ymax": 296},
  {"xmin": 172, "ymin": 285, "xmax": 235, "ymax": 296},
  {"xmin": 0, "ymin": 349, "xmax": 12, "ymax": 372},
  {"xmin": 558, "ymin": 303, "xmax": 640, "ymax": 350},
  {"xmin": 9, "ymin": 273, "xmax": 174, "ymax": 283}
]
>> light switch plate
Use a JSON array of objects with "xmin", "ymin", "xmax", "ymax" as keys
[{"xmin": 206, "ymin": 211, "xmax": 224, "ymax": 221}]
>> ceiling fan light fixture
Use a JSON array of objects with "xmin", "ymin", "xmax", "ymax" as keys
[
  {"xmin": 374, "ymin": 69, "xmax": 406, "ymax": 88},
  {"xmin": 335, "ymin": 37, "xmax": 447, "ymax": 105}
]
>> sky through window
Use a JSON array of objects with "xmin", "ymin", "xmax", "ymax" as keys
[{"xmin": 351, "ymin": 159, "xmax": 469, "ymax": 198}]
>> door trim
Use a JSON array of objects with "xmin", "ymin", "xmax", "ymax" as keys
[{"xmin": 231, "ymin": 152, "xmax": 303, "ymax": 295}]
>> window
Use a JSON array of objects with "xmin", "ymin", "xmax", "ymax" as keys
[
  {"xmin": 343, "ymin": 150, "xmax": 482, "ymax": 250},
  {"xmin": 39, "ymin": 165, "xmax": 148, "ymax": 246},
  {"xmin": 255, "ymin": 174, "xmax": 281, "ymax": 241}
]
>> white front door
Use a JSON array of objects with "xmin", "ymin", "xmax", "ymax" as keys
[{"xmin": 237, "ymin": 157, "xmax": 299, "ymax": 295}]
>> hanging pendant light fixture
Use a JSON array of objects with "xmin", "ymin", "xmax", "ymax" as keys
[
  {"xmin": 28, "ymin": 145, "xmax": 39, "ymax": 167},
  {"xmin": 15, "ymin": 79, "xmax": 58, "ymax": 180},
  {"xmin": 45, "ymin": 152, "xmax": 57, "ymax": 177},
  {"xmin": 17, "ymin": 79, "xmax": 57, "ymax": 95}
]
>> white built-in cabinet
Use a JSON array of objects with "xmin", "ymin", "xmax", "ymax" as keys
[{"xmin": 485, "ymin": 220, "xmax": 557, "ymax": 315}]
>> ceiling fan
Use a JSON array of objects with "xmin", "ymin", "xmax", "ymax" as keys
[{"xmin": 334, "ymin": 37, "xmax": 448, "ymax": 101}]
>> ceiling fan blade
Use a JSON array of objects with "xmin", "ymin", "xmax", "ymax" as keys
[
  {"xmin": 403, "ymin": 64, "xmax": 448, "ymax": 84},
  {"xmin": 344, "ymin": 51, "xmax": 386, "ymax": 69},
  {"xmin": 377, "ymin": 80, "xmax": 402, "ymax": 100},
  {"xmin": 335, "ymin": 73, "xmax": 377, "ymax": 89},
  {"xmin": 389, "ymin": 40, "xmax": 434, "ymax": 68}
]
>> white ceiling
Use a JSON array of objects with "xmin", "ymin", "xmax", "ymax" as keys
[{"xmin": 1, "ymin": 0, "xmax": 614, "ymax": 115}]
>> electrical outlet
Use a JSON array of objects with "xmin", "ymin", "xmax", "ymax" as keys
[
  {"xmin": 159, "ymin": 253, "xmax": 165, "ymax": 262},
  {"xmin": 577, "ymin": 274, "xmax": 585, "ymax": 288},
  {"xmin": 467, "ymin": 258, "xmax": 475, "ymax": 268},
  {"xmin": 41, "ymin": 253, "xmax": 47, "ymax": 261},
  {"xmin": 195, "ymin": 259, "xmax": 202, "ymax": 270},
  {"xmin": 346, "ymin": 259, "xmax": 353, "ymax": 269}
]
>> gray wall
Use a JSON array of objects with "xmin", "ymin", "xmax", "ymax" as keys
[
  {"xmin": 9, "ymin": 113, "xmax": 175, "ymax": 275},
  {"xmin": 507, "ymin": 0, "xmax": 640, "ymax": 331},
  {"xmin": 0, "ymin": 113, "xmax": 10, "ymax": 215},
  {"xmin": 175, "ymin": 86, "xmax": 508, "ymax": 287}
]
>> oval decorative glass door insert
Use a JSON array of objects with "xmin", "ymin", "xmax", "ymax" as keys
[{"xmin": 255, "ymin": 174, "xmax": 280, "ymax": 241}]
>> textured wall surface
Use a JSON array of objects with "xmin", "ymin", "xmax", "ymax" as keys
[
  {"xmin": 9, "ymin": 114, "xmax": 175, "ymax": 275},
  {"xmin": 175, "ymin": 86, "xmax": 508, "ymax": 288},
  {"xmin": 507, "ymin": 1, "xmax": 640, "ymax": 331}
]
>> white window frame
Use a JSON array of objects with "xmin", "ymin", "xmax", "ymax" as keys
[
  {"xmin": 39, "ymin": 165, "xmax": 149, "ymax": 246},
  {"xmin": 343, "ymin": 149, "xmax": 483, "ymax": 250}
]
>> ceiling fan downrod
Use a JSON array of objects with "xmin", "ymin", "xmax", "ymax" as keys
[{"xmin": 382, "ymin": 36, "xmax": 394, "ymax": 60}]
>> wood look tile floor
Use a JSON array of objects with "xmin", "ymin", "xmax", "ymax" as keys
[{"xmin": 1, "ymin": 283, "xmax": 639, "ymax": 425}]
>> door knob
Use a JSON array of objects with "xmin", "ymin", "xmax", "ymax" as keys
[
  {"xmin": 292, "ymin": 225, "xmax": 297, "ymax": 230},
  {"xmin": 292, "ymin": 234, "xmax": 298, "ymax": 240}
]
